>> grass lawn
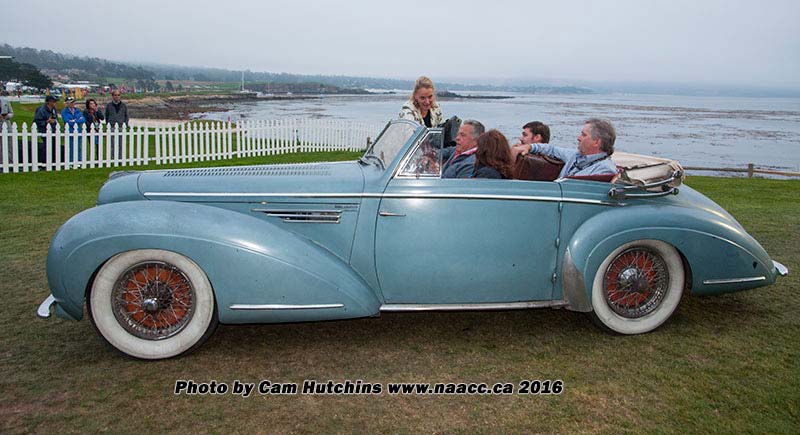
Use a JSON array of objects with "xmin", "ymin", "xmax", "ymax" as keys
[{"xmin": 0, "ymin": 155, "xmax": 798, "ymax": 433}]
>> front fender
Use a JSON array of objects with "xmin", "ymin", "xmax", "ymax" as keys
[
  {"xmin": 47, "ymin": 201, "xmax": 381, "ymax": 322},
  {"xmin": 565, "ymin": 204, "xmax": 777, "ymax": 306}
]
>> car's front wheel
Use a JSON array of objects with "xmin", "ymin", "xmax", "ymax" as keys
[
  {"xmin": 88, "ymin": 249, "xmax": 218, "ymax": 359},
  {"xmin": 590, "ymin": 240, "xmax": 684, "ymax": 334}
]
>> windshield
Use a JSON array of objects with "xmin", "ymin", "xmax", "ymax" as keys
[{"xmin": 362, "ymin": 121, "xmax": 419, "ymax": 170}]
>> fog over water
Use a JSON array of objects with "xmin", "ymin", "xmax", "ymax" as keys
[{"xmin": 199, "ymin": 93, "xmax": 800, "ymax": 172}]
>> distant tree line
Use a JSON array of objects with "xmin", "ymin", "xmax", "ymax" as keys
[
  {"xmin": 145, "ymin": 65, "xmax": 591, "ymax": 94},
  {"xmin": 1, "ymin": 43, "xmax": 593, "ymax": 95},
  {"xmin": 1, "ymin": 44, "xmax": 155, "ymax": 83},
  {"xmin": 0, "ymin": 57, "xmax": 52, "ymax": 89}
]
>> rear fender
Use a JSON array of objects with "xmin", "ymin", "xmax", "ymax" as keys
[
  {"xmin": 565, "ymin": 206, "xmax": 777, "ymax": 307},
  {"xmin": 47, "ymin": 201, "xmax": 381, "ymax": 322}
]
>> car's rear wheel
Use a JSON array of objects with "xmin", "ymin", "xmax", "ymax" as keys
[
  {"xmin": 88, "ymin": 249, "xmax": 218, "ymax": 359},
  {"xmin": 590, "ymin": 240, "xmax": 684, "ymax": 334}
]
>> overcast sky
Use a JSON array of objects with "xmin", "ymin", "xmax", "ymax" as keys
[{"xmin": 3, "ymin": 0, "xmax": 799, "ymax": 88}]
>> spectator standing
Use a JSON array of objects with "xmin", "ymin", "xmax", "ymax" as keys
[
  {"xmin": 1, "ymin": 91, "xmax": 15, "ymax": 168},
  {"xmin": 83, "ymin": 98, "xmax": 104, "ymax": 132},
  {"xmin": 0, "ymin": 91, "xmax": 14, "ymax": 132},
  {"xmin": 105, "ymin": 90, "xmax": 129, "ymax": 126},
  {"xmin": 83, "ymin": 98, "xmax": 104, "ymax": 160},
  {"xmin": 105, "ymin": 90, "xmax": 129, "ymax": 158},
  {"xmin": 61, "ymin": 97, "xmax": 85, "ymax": 162},
  {"xmin": 33, "ymin": 96, "xmax": 60, "ymax": 163}
]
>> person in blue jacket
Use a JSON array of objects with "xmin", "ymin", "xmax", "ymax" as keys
[{"xmin": 61, "ymin": 97, "xmax": 85, "ymax": 162}]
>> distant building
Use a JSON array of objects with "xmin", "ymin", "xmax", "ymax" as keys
[{"xmin": 4, "ymin": 81, "xmax": 23, "ymax": 92}]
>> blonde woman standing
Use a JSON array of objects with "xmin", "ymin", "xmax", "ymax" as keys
[{"xmin": 399, "ymin": 76, "xmax": 443, "ymax": 127}]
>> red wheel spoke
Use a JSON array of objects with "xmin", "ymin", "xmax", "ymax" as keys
[
  {"xmin": 112, "ymin": 261, "xmax": 195, "ymax": 339},
  {"xmin": 604, "ymin": 247, "xmax": 669, "ymax": 319}
]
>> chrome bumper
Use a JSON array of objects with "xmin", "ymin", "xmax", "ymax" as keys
[
  {"xmin": 774, "ymin": 260, "xmax": 789, "ymax": 277},
  {"xmin": 37, "ymin": 294, "xmax": 55, "ymax": 319}
]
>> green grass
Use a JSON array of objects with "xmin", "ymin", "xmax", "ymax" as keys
[
  {"xmin": 8, "ymin": 102, "xmax": 38, "ymax": 126},
  {"xmin": 0, "ymin": 163, "xmax": 798, "ymax": 433}
]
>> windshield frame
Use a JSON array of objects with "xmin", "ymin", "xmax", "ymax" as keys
[
  {"xmin": 393, "ymin": 128, "xmax": 445, "ymax": 179},
  {"xmin": 361, "ymin": 119, "xmax": 423, "ymax": 171}
]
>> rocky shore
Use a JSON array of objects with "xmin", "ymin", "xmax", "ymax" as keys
[{"xmin": 125, "ymin": 93, "xmax": 317, "ymax": 120}]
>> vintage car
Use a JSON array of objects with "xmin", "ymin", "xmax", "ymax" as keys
[{"xmin": 38, "ymin": 119, "xmax": 788, "ymax": 359}]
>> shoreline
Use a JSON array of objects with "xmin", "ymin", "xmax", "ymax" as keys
[{"xmin": 125, "ymin": 93, "xmax": 318, "ymax": 120}]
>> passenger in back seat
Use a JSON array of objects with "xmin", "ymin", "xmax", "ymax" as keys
[
  {"xmin": 510, "ymin": 121, "xmax": 550, "ymax": 160},
  {"xmin": 511, "ymin": 118, "xmax": 618, "ymax": 179}
]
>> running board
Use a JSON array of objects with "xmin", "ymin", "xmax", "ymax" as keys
[{"xmin": 380, "ymin": 301, "xmax": 567, "ymax": 312}]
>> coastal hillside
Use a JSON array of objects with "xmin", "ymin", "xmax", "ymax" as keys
[{"xmin": 0, "ymin": 43, "xmax": 592, "ymax": 95}]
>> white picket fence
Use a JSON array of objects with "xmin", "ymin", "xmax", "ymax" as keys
[{"xmin": 0, "ymin": 118, "xmax": 385, "ymax": 173}]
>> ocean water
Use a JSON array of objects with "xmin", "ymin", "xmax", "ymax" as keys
[{"xmin": 198, "ymin": 92, "xmax": 800, "ymax": 172}]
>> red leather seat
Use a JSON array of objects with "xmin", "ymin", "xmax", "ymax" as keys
[
  {"xmin": 512, "ymin": 154, "xmax": 564, "ymax": 181},
  {"xmin": 566, "ymin": 169, "xmax": 621, "ymax": 183}
]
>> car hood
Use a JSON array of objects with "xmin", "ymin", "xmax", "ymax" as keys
[{"xmin": 100, "ymin": 161, "xmax": 365, "ymax": 204}]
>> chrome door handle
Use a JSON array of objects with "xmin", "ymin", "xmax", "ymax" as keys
[{"xmin": 379, "ymin": 211, "xmax": 406, "ymax": 217}]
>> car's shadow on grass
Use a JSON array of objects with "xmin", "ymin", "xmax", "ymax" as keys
[
  {"xmin": 36, "ymin": 287, "xmax": 775, "ymax": 364},
  {"xmin": 193, "ymin": 290, "xmax": 773, "ymax": 363}
]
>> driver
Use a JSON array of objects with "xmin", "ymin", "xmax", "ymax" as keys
[
  {"xmin": 442, "ymin": 120, "xmax": 485, "ymax": 178},
  {"xmin": 511, "ymin": 118, "xmax": 618, "ymax": 178}
]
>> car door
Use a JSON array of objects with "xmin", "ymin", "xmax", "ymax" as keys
[{"xmin": 374, "ymin": 131, "xmax": 562, "ymax": 304}]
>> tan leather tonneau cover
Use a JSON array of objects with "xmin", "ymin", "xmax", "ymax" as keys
[{"xmin": 611, "ymin": 152, "xmax": 684, "ymax": 189}]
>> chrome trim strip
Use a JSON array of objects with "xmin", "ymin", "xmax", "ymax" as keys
[
  {"xmin": 379, "ymin": 211, "xmax": 406, "ymax": 217},
  {"xmin": 269, "ymin": 219, "xmax": 341, "ymax": 224},
  {"xmin": 382, "ymin": 193, "xmax": 620, "ymax": 206},
  {"xmin": 251, "ymin": 208, "xmax": 341, "ymax": 214},
  {"xmin": 146, "ymin": 192, "xmax": 367, "ymax": 198},
  {"xmin": 609, "ymin": 187, "xmax": 679, "ymax": 200},
  {"xmin": 145, "ymin": 192, "xmax": 621, "ymax": 206},
  {"xmin": 37, "ymin": 294, "xmax": 55, "ymax": 319},
  {"xmin": 380, "ymin": 301, "xmax": 567, "ymax": 312},
  {"xmin": 702, "ymin": 276, "xmax": 767, "ymax": 285},
  {"xmin": 251, "ymin": 208, "xmax": 341, "ymax": 223},
  {"xmin": 229, "ymin": 303, "xmax": 345, "ymax": 310},
  {"xmin": 773, "ymin": 260, "xmax": 789, "ymax": 277}
]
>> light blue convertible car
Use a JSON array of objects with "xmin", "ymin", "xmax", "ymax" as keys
[{"xmin": 38, "ymin": 119, "xmax": 788, "ymax": 359}]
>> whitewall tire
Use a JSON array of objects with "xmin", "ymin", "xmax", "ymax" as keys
[
  {"xmin": 591, "ymin": 240, "xmax": 684, "ymax": 334},
  {"xmin": 88, "ymin": 249, "xmax": 217, "ymax": 359}
]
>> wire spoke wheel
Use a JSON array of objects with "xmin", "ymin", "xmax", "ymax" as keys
[
  {"xmin": 603, "ymin": 247, "xmax": 669, "ymax": 318},
  {"xmin": 112, "ymin": 261, "xmax": 195, "ymax": 340},
  {"xmin": 89, "ymin": 249, "xmax": 217, "ymax": 359},
  {"xmin": 591, "ymin": 240, "xmax": 684, "ymax": 335}
]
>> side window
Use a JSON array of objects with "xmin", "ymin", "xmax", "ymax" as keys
[{"xmin": 397, "ymin": 131, "xmax": 443, "ymax": 178}]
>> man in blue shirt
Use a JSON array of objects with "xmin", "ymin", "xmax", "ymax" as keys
[
  {"xmin": 441, "ymin": 119, "xmax": 485, "ymax": 178},
  {"xmin": 61, "ymin": 97, "xmax": 85, "ymax": 162},
  {"xmin": 512, "ymin": 118, "xmax": 618, "ymax": 178}
]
